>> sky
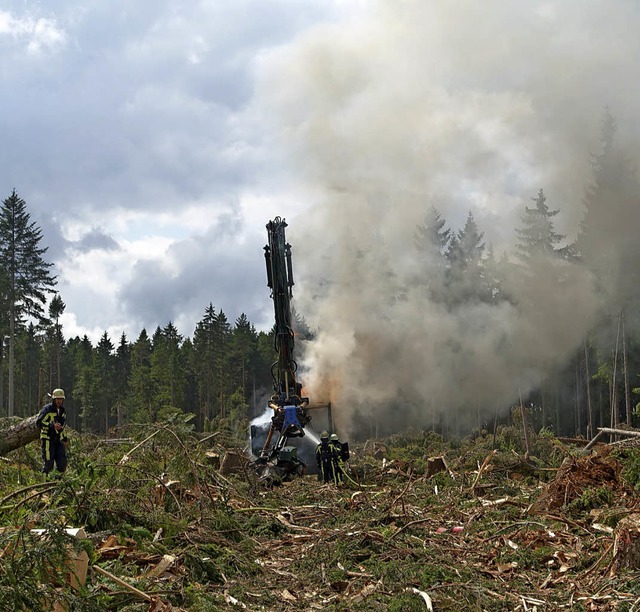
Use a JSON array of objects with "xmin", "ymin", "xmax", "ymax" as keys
[{"xmin": 2, "ymin": 1, "xmax": 640, "ymax": 432}]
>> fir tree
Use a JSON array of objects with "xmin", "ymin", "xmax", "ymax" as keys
[
  {"xmin": 445, "ymin": 211, "xmax": 487, "ymax": 304},
  {"xmin": 415, "ymin": 205, "xmax": 451, "ymax": 260},
  {"xmin": 0, "ymin": 190, "xmax": 57, "ymax": 415},
  {"xmin": 515, "ymin": 189, "xmax": 565, "ymax": 260},
  {"xmin": 128, "ymin": 329, "xmax": 154, "ymax": 422},
  {"xmin": 414, "ymin": 206, "xmax": 451, "ymax": 301}
]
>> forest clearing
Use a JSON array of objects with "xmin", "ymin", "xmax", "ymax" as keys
[{"xmin": 1, "ymin": 419, "xmax": 640, "ymax": 611}]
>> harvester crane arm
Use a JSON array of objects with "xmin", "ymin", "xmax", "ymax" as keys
[{"xmin": 259, "ymin": 217, "xmax": 310, "ymax": 461}]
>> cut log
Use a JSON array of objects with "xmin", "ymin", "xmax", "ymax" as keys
[{"xmin": 0, "ymin": 415, "xmax": 39, "ymax": 456}]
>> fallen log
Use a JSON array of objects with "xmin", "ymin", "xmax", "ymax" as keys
[
  {"xmin": 583, "ymin": 427, "xmax": 640, "ymax": 453},
  {"xmin": 0, "ymin": 415, "xmax": 39, "ymax": 456}
]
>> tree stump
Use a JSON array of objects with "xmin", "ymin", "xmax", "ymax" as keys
[
  {"xmin": 426, "ymin": 456, "xmax": 448, "ymax": 478},
  {"xmin": 612, "ymin": 513, "xmax": 640, "ymax": 573},
  {"xmin": 205, "ymin": 451, "xmax": 221, "ymax": 469},
  {"xmin": 220, "ymin": 451, "xmax": 249, "ymax": 476}
]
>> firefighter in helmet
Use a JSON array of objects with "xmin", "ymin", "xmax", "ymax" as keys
[
  {"xmin": 35, "ymin": 388, "xmax": 68, "ymax": 476},
  {"xmin": 329, "ymin": 433, "xmax": 349, "ymax": 484},
  {"xmin": 315, "ymin": 431, "xmax": 338, "ymax": 484}
]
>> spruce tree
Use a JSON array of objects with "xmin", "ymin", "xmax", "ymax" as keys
[
  {"xmin": 0, "ymin": 190, "xmax": 56, "ymax": 416},
  {"xmin": 114, "ymin": 332, "xmax": 131, "ymax": 426},
  {"xmin": 150, "ymin": 322, "xmax": 186, "ymax": 419},
  {"xmin": 48, "ymin": 294, "xmax": 65, "ymax": 388},
  {"xmin": 576, "ymin": 108, "xmax": 640, "ymax": 303},
  {"xmin": 229, "ymin": 313, "xmax": 258, "ymax": 404},
  {"xmin": 445, "ymin": 211, "xmax": 487, "ymax": 304},
  {"xmin": 414, "ymin": 206, "xmax": 451, "ymax": 301},
  {"xmin": 92, "ymin": 332, "xmax": 116, "ymax": 432},
  {"xmin": 192, "ymin": 304, "xmax": 219, "ymax": 426},
  {"xmin": 415, "ymin": 205, "xmax": 451, "ymax": 260},
  {"xmin": 575, "ymin": 109, "xmax": 640, "ymax": 429},
  {"xmin": 515, "ymin": 189, "xmax": 565, "ymax": 261},
  {"xmin": 128, "ymin": 329, "xmax": 154, "ymax": 422}
]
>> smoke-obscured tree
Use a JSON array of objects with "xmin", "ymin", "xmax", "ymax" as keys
[
  {"xmin": 576, "ymin": 109, "xmax": 640, "ymax": 429},
  {"xmin": 290, "ymin": 303, "xmax": 314, "ymax": 341},
  {"xmin": 445, "ymin": 211, "xmax": 487, "ymax": 304},
  {"xmin": 415, "ymin": 206, "xmax": 451, "ymax": 259},
  {"xmin": 0, "ymin": 190, "xmax": 57, "ymax": 416},
  {"xmin": 483, "ymin": 245, "xmax": 512, "ymax": 305},
  {"xmin": 515, "ymin": 189, "xmax": 565, "ymax": 261},
  {"xmin": 414, "ymin": 206, "xmax": 451, "ymax": 301}
]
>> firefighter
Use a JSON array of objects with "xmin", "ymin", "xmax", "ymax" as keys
[
  {"xmin": 315, "ymin": 431, "xmax": 338, "ymax": 484},
  {"xmin": 36, "ymin": 388, "xmax": 68, "ymax": 476},
  {"xmin": 329, "ymin": 433, "xmax": 349, "ymax": 484}
]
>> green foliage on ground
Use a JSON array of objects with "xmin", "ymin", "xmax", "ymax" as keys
[{"xmin": 1, "ymin": 423, "xmax": 639, "ymax": 610}]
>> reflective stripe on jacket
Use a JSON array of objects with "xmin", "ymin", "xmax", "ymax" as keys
[{"xmin": 36, "ymin": 403, "xmax": 66, "ymax": 441}]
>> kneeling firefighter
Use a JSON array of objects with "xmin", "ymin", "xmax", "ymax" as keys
[{"xmin": 36, "ymin": 388, "xmax": 68, "ymax": 476}]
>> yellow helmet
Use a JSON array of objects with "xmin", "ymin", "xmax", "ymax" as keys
[
  {"xmin": 51, "ymin": 388, "xmax": 65, "ymax": 400},
  {"xmin": 330, "ymin": 433, "xmax": 339, "ymax": 441},
  {"xmin": 320, "ymin": 431, "xmax": 329, "ymax": 440}
]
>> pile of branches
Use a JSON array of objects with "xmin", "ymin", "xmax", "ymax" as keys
[{"xmin": 1, "ymin": 422, "xmax": 640, "ymax": 610}]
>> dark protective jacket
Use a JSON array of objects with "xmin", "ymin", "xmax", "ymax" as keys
[
  {"xmin": 330, "ymin": 439, "xmax": 350, "ymax": 462},
  {"xmin": 316, "ymin": 440, "xmax": 339, "ymax": 483},
  {"xmin": 36, "ymin": 402, "xmax": 67, "ymax": 443}
]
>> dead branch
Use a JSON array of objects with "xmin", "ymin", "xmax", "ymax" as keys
[
  {"xmin": 470, "ymin": 450, "xmax": 496, "ymax": 493},
  {"xmin": 0, "ymin": 481, "xmax": 57, "ymax": 506},
  {"xmin": 118, "ymin": 430, "xmax": 160, "ymax": 465},
  {"xmin": 92, "ymin": 564, "xmax": 153, "ymax": 602}
]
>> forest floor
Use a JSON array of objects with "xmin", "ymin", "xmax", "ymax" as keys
[{"xmin": 2, "ymin": 420, "xmax": 640, "ymax": 611}]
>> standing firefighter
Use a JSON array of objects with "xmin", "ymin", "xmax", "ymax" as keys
[
  {"xmin": 36, "ymin": 388, "xmax": 68, "ymax": 476},
  {"xmin": 316, "ymin": 431, "xmax": 339, "ymax": 484},
  {"xmin": 329, "ymin": 433, "xmax": 350, "ymax": 484}
]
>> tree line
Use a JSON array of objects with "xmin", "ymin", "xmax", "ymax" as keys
[
  {"xmin": 0, "ymin": 108, "xmax": 639, "ymax": 440},
  {"xmin": 408, "ymin": 108, "xmax": 640, "ymax": 439}
]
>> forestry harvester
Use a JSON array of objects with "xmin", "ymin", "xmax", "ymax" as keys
[{"xmin": 252, "ymin": 217, "xmax": 313, "ymax": 481}]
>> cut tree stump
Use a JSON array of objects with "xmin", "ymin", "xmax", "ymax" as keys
[
  {"xmin": 611, "ymin": 513, "xmax": 640, "ymax": 573},
  {"xmin": 426, "ymin": 456, "xmax": 448, "ymax": 478},
  {"xmin": 220, "ymin": 451, "xmax": 249, "ymax": 476}
]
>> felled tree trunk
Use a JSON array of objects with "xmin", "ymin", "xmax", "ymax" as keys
[
  {"xmin": 0, "ymin": 415, "xmax": 39, "ymax": 456},
  {"xmin": 611, "ymin": 513, "xmax": 640, "ymax": 573}
]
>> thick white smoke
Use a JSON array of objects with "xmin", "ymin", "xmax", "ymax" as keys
[{"xmin": 255, "ymin": 0, "xmax": 640, "ymax": 434}]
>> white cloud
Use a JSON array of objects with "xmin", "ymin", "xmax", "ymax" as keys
[{"xmin": 0, "ymin": 10, "xmax": 66, "ymax": 53}]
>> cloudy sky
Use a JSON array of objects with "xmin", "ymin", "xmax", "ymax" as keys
[
  {"xmin": 2, "ymin": 1, "xmax": 640, "ymax": 429},
  {"xmin": 1, "ymin": 0, "xmax": 344, "ymax": 340}
]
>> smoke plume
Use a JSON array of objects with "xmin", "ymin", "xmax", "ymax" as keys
[{"xmin": 256, "ymin": 0, "xmax": 640, "ymax": 435}]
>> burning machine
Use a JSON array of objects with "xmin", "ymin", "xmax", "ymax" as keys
[{"xmin": 254, "ymin": 217, "xmax": 311, "ymax": 476}]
